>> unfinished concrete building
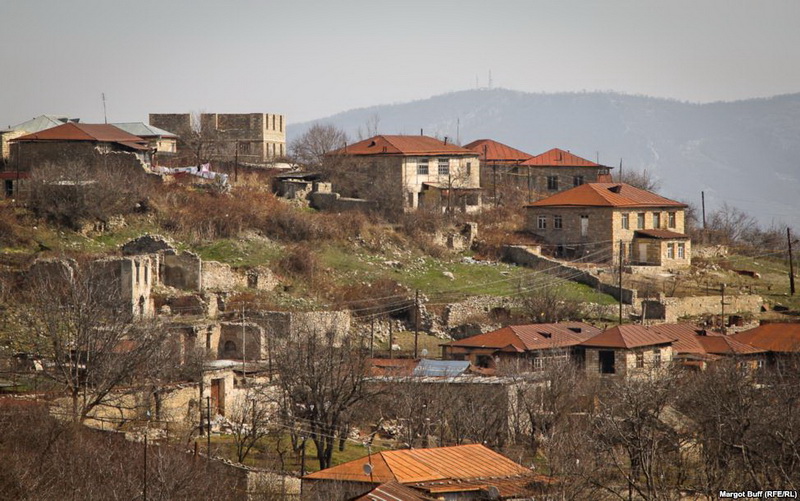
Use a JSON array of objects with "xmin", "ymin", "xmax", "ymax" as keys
[{"xmin": 148, "ymin": 112, "xmax": 286, "ymax": 164}]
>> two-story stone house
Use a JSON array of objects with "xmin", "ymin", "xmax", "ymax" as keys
[
  {"xmin": 329, "ymin": 135, "xmax": 482, "ymax": 212},
  {"xmin": 525, "ymin": 182, "xmax": 691, "ymax": 266},
  {"xmin": 520, "ymin": 148, "xmax": 613, "ymax": 198}
]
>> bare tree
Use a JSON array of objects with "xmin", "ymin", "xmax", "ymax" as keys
[
  {"xmin": 272, "ymin": 328, "xmax": 371, "ymax": 470},
  {"xmin": 618, "ymin": 168, "xmax": 661, "ymax": 192},
  {"xmin": 9, "ymin": 261, "xmax": 168, "ymax": 423},
  {"xmin": 290, "ymin": 123, "xmax": 348, "ymax": 169},
  {"xmin": 228, "ymin": 385, "xmax": 275, "ymax": 463},
  {"xmin": 706, "ymin": 202, "xmax": 756, "ymax": 245}
]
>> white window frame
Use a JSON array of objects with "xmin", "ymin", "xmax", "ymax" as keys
[
  {"xmin": 668, "ymin": 212, "xmax": 676, "ymax": 228},
  {"xmin": 438, "ymin": 158, "xmax": 449, "ymax": 176},
  {"xmin": 537, "ymin": 215, "xmax": 547, "ymax": 230},
  {"xmin": 417, "ymin": 158, "xmax": 429, "ymax": 175},
  {"xmin": 677, "ymin": 242, "xmax": 685, "ymax": 259},
  {"xmin": 667, "ymin": 243, "xmax": 675, "ymax": 259},
  {"xmin": 621, "ymin": 213, "xmax": 629, "ymax": 230}
]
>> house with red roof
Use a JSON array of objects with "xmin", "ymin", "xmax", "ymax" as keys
[
  {"xmin": 526, "ymin": 182, "xmax": 691, "ymax": 266},
  {"xmin": 440, "ymin": 322, "xmax": 600, "ymax": 371},
  {"xmin": 328, "ymin": 135, "xmax": 481, "ymax": 212},
  {"xmin": 521, "ymin": 148, "xmax": 612, "ymax": 196},
  {"xmin": 732, "ymin": 322, "xmax": 800, "ymax": 370},
  {"xmin": 302, "ymin": 444, "xmax": 547, "ymax": 501},
  {"xmin": 580, "ymin": 324, "xmax": 677, "ymax": 378}
]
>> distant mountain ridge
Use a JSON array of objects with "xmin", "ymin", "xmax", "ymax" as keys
[{"xmin": 289, "ymin": 89, "xmax": 800, "ymax": 229}]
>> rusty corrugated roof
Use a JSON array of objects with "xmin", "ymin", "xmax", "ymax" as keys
[
  {"xmin": 13, "ymin": 122, "xmax": 147, "ymax": 144},
  {"xmin": 443, "ymin": 322, "xmax": 599, "ymax": 351},
  {"xmin": 635, "ymin": 229, "xmax": 690, "ymax": 239},
  {"xmin": 354, "ymin": 481, "xmax": 436, "ymax": 501},
  {"xmin": 521, "ymin": 148, "xmax": 600, "ymax": 167},
  {"xmin": 581, "ymin": 325, "xmax": 676, "ymax": 349},
  {"xmin": 527, "ymin": 183, "xmax": 687, "ymax": 208},
  {"xmin": 462, "ymin": 139, "xmax": 533, "ymax": 163},
  {"xmin": 732, "ymin": 323, "xmax": 800, "ymax": 353},
  {"xmin": 329, "ymin": 135, "xmax": 477, "ymax": 157},
  {"xmin": 303, "ymin": 444, "xmax": 531, "ymax": 484},
  {"xmin": 697, "ymin": 335, "xmax": 767, "ymax": 356},
  {"xmin": 655, "ymin": 323, "xmax": 710, "ymax": 355}
]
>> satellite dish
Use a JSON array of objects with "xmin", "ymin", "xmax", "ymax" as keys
[
  {"xmin": 485, "ymin": 485, "xmax": 500, "ymax": 500},
  {"xmin": 363, "ymin": 463, "xmax": 373, "ymax": 475},
  {"xmin": 421, "ymin": 348, "xmax": 429, "ymax": 357}
]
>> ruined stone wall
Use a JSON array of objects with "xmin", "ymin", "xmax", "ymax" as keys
[
  {"xmin": 504, "ymin": 245, "xmax": 638, "ymax": 304},
  {"xmin": 644, "ymin": 294, "xmax": 763, "ymax": 323},
  {"xmin": 163, "ymin": 252, "xmax": 202, "ymax": 291},
  {"xmin": 9, "ymin": 141, "xmax": 150, "ymax": 173},
  {"xmin": 309, "ymin": 191, "xmax": 376, "ymax": 212},
  {"xmin": 202, "ymin": 261, "xmax": 246, "ymax": 290},
  {"xmin": 218, "ymin": 322, "xmax": 266, "ymax": 360},
  {"xmin": 248, "ymin": 310, "xmax": 352, "ymax": 346}
]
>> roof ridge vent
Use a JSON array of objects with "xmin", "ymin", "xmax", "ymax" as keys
[
  {"xmin": 608, "ymin": 185, "xmax": 622, "ymax": 193},
  {"xmin": 568, "ymin": 327, "xmax": 582, "ymax": 333}
]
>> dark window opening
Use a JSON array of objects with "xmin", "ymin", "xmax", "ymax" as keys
[{"xmin": 599, "ymin": 350, "xmax": 616, "ymax": 374}]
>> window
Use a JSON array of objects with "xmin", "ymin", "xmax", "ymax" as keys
[
  {"xmin": 667, "ymin": 243, "xmax": 675, "ymax": 259},
  {"xmin": 417, "ymin": 158, "xmax": 429, "ymax": 175},
  {"xmin": 438, "ymin": 158, "xmax": 449, "ymax": 176},
  {"xmin": 466, "ymin": 161, "xmax": 472, "ymax": 176},
  {"xmin": 476, "ymin": 355, "xmax": 492, "ymax": 368},
  {"xmin": 537, "ymin": 215, "xmax": 547, "ymax": 230},
  {"xmin": 636, "ymin": 352, "xmax": 644, "ymax": 368},
  {"xmin": 573, "ymin": 175, "xmax": 584, "ymax": 187},
  {"xmin": 677, "ymin": 243, "xmax": 685, "ymax": 259},
  {"xmin": 580, "ymin": 215, "xmax": 589, "ymax": 237},
  {"xmin": 533, "ymin": 357, "xmax": 543, "ymax": 370},
  {"xmin": 628, "ymin": 243, "xmax": 634, "ymax": 258},
  {"xmin": 653, "ymin": 212, "xmax": 661, "ymax": 228},
  {"xmin": 653, "ymin": 349, "xmax": 662, "ymax": 368},
  {"xmin": 621, "ymin": 213, "xmax": 629, "ymax": 230},
  {"xmin": 637, "ymin": 212, "xmax": 645, "ymax": 229},
  {"xmin": 599, "ymin": 350, "xmax": 615, "ymax": 374},
  {"xmin": 554, "ymin": 215, "xmax": 563, "ymax": 229},
  {"xmin": 668, "ymin": 212, "xmax": 676, "ymax": 228},
  {"xmin": 547, "ymin": 176, "xmax": 559, "ymax": 191}
]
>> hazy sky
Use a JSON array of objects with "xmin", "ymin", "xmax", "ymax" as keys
[{"xmin": 2, "ymin": 0, "xmax": 800, "ymax": 126}]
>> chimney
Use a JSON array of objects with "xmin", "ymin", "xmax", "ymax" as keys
[
  {"xmin": 420, "ymin": 128, "xmax": 423, "ymax": 136},
  {"xmin": 444, "ymin": 136, "xmax": 448, "ymax": 145}
]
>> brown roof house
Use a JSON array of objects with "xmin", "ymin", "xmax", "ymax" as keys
[
  {"xmin": 302, "ymin": 444, "xmax": 546, "ymax": 501},
  {"xmin": 441, "ymin": 322, "xmax": 600, "ymax": 371},
  {"xmin": 648, "ymin": 323, "xmax": 766, "ymax": 371},
  {"xmin": 526, "ymin": 182, "xmax": 691, "ymax": 266},
  {"xmin": 732, "ymin": 322, "xmax": 800, "ymax": 370},
  {"xmin": 463, "ymin": 139, "xmax": 533, "ymax": 201},
  {"xmin": 6, "ymin": 122, "xmax": 151, "ymax": 200},
  {"xmin": 328, "ymin": 135, "xmax": 482, "ymax": 213},
  {"xmin": 580, "ymin": 325, "xmax": 677, "ymax": 378},
  {"xmin": 520, "ymin": 148, "xmax": 613, "ymax": 197}
]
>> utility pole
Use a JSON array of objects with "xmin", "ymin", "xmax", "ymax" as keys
[
  {"xmin": 241, "ymin": 305, "xmax": 246, "ymax": 385},
  {"xmin": 721, "ymin": 284, "xmax": 727, "ymax": 335},
  {"xmin": 789, "ymin": 228, "xmax": 796, "ymax": 296},
  {"xmin": 369, "ymin": 317, "xmax": 374, "ymax": 358},
  {"xmin": 300, "ymin": 437, "xmax": 307, "ymax": 478},
  {"xmin": 618, "ymin": 240, "xmax": 624, "ymax": 325},
  {"xmin": 388, "ymin": 321, "xmax": 394, "ymax": 360},
  {"xmin": 234, "ymin": 141, "xmax": 239, "ymax": 183},
  {"xmin": 414, "ymin": 290, "xmax": 420, "ymax": 359},
  {"xmin": 102, "ymin": 92, "xmax": 108, "ymax": 124},
  {"xmin": 701, "ymin": 191, "xmax": 707, "ymax": 230},
  {"xmin": 206, "ymin": 396, "xmax": 212, "ymax": 461}
]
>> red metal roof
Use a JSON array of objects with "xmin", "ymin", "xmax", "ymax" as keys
[
  {"xmin": 521, "ymin": 148, "xmax": 600, "ymax": 167},
  {"xmin": 581, "ymin": 325, "xmax": 676, "ymax": 349},
  {"xmin": 443, "ymin": 322, "xmax": 599, "ymax": 351},
  {"xmin": 330, "ymin": 135, "xmax": 477, "ymax": 157},
  {"xmin": 527, "ymin": 183, "xmax": 687, "ymax": 208},
  {"xmin": 732, "ymin": 323, "xmax": 800, "ymax": 353},
  {"xmin": 354, "ymin": 481, "xmax": 436, "ymax": 501},
  {"xmin": 303, "ymin": 444, "xmax": 531, "ymax": 484},
  {"xmin": 462, "ymin": 139, "xmax": 533, "ymax": 163},
  {"xmin": 697, "ymin": 335, "xmax": 767, "ymax": 356},
  {"xmin": 13, "ymin": 122, "xmax": 147, "ymax": 145},
  {"xmin": 635, "ymin": 229, "xmax": 690, "ymax": 239}
]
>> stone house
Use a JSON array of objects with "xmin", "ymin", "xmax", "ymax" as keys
[
  {"xmin": 328, "ymin": 135, "xmax": 482, "ymax": 212},
  {"xmin": 526, "ymin": 182, "xmax": 691, "ymax": 266},
  {"xmin": 579, "ymin": 325, "xmax": 676, "ymax": 379},
  {"xmin": 112, "ymin": 122, "xmax": 178, "ymax": 156},
  {"xmin": 0, "ymin": 115, "xmax": 79, "ymax": 165},
  {"xmin": 149, "ymin": 112, "xmax": 286, "ymax": 164},
  {"xmin": 463, "ymin": 138, "xmax": 533, "ymax": 200},
  {"xmin": 732, "ymin": 322, "xmax": 800, "ymax": 370},
  {"xmin": 440, "ymin": 322, "xmax": 600, "ymax": 371},
  {"xmin": 648, "ymin": 323, "xmax": 767, "ymax": 371},
  {"xmin": 520, "ymin": 148, "xmax": 613, "ymax": 198},
  {"xmin": 302, "ymin": 444, "xmax": 545, "ymax": 500}
]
